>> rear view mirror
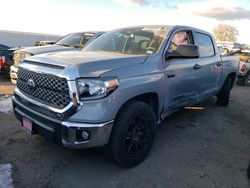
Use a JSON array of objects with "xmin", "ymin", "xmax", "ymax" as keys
[{"xmin": 166, "ymin": 44, "xmax": 199, "ymax": 60}]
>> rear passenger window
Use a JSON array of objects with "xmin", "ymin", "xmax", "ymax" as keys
[{"xmin": 194, "ymin": 32, "xmax": 215, "ymax": 57}]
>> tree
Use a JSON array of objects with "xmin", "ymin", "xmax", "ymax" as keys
[{"xmin": 213, "ymin": 24, "xmax": 239, "ymax": 42}]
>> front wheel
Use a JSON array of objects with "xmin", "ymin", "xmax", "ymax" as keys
[
  {"xmin": 216, "ymin": 77, "xmax": 233, "ymax": 106},
  {"xmin": 109, "ymin": 101, "xmax": 156, "ymax": 167}
]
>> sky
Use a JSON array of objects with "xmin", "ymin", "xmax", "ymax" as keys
[{"xmin": 1, "ymin": 0, "xmax": 250, "ymax": 44}]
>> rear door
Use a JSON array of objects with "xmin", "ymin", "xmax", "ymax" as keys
[{"xmin": 193, "ymin": 32, "xmax": 223, "ymax": 95}]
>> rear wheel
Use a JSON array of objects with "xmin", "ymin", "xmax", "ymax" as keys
[
  {"xmin": 109, "ymin": 101, "xmax": 156, "ymax": 167},
  {"xmin": 236, "ymin": 79, "xmax": 244, "ymax": 86},
  {"xmin": 244, "ymin": 72, "xmax": 250, "ymax": 86},
  {"xmin": 217, "ymin": 77, "xmax": 233, "ymax": 106},
  {"xmin": 248, "ymin": 160, "xmax": 250, "ymax": 179}
]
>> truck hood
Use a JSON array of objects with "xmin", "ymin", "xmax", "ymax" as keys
[
  {"xmin": 21, "ymin": 51, "xmax": 148, "ymax": 79},
  {"xmin": 17, "ymin": 44, "xmax": 79, "ymax": 55}
]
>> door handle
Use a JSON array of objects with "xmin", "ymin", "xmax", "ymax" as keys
[
  {"xmin": 193, "ymin": 64, "xmax": 201, "ymax": 70},
  {"xmin": 167, "ymin": 74, "xmax": 175, "ymax": 78},
  {"xmin": 216, "ymin": 62, "xmax": 222, "ymax": 66}
]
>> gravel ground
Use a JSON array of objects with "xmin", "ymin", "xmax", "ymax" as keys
[
  {"xmin": 0, "ymin": 77, "xmax": 15, "ymax": 95},
  {"xmin": 0, "ymin": 85, "xmax": 249, "ymax": 188}
]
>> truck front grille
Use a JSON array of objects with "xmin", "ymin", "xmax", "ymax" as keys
[{"xmin": 17, "ymin": 68, "xmax": 71, "ymax": 109}]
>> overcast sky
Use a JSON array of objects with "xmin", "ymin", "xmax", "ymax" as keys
[{"xmin": 1, "ymin": 0, "xmax": 249, "ymax": 43}]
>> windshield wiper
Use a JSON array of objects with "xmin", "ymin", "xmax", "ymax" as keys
[{"xmin": 72, "ymin": 44, "xmax": 83, "ymax": 48}]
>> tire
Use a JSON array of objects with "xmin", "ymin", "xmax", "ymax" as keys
[
  {"xmin": 244, "ymin": 72, "xmax": 250, "ymax": 86},
  {"xmin": 248, "ymin": 160, "xmax": 250, "ymax": 179},
  {"xmin": 109, "ymin": 101, "xmax": 156, "ymax": 167},
  {"xmin": 236, "ymin": 79, "xmax": 245, "ymax": 86},
  {"xmin": 216, "ymin": 77, "xmax": 233, "ymax": 106}
]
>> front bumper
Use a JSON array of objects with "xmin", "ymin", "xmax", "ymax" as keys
[
  {"xmin": 12, "ymin": 95, "xmax": 114, "ymax": 149},
  {"xmin": 61, "ymin": 121, "xmax": 113, "ymax": 148}
]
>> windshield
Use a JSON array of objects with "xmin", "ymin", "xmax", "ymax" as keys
[
  {"xmin": 83, "ymin": 26, "xmax": 171, "ymax": 55},
  {"xmin": 56, "ymin": 33, "xmax": 94, "ymax": 48}
]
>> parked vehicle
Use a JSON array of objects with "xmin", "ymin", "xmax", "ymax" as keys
[
  {"xmin": 236, "ymin": 50, "xmax": 250, "ymax": 86},
  {"xmin": 10, "ymin": 31, "xmax": 104, "ymax": 83},
  {"xmin": 12, "ymin": 25, "xmax": 238, "ymax": 167},
  {"xmin": 0, "ymin": 44, "xmax": 9, "ymax": 76},
  {"xmin": 34, "ymin": 40, "xmax": 56, "ymax": 46},
  {"xmin": 0, "ymin": 44, "xmax": 20, "ymax": 78}
]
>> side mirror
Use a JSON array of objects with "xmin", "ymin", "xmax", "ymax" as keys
[{"xmin": 166, "ymin": 44, "xmax": 199, "ymax": 60}]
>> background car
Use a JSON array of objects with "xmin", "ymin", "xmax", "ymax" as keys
[
  {"xmin": 236, "ymin": 50, "xmax": 250, "ymax": 86},
  {"xmin": 34, "ymin": 40, "xmax": 56, "ymax": 46},
  {"xmin": 10, "ymin": 31, "xmax": 105, "ymax": 83},
  {"xmin": 0, "ymin": 44, "xmax": 20, "ymax": 78}
]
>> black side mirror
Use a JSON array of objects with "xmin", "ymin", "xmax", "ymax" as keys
[{"xmin": 166, "ymin": 44, "xmax": 199, "ymax": 60}]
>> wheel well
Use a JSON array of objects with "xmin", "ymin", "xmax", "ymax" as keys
[{"xmin": 120, "ymin": 93, "xmax": 159, "ymax": 121}]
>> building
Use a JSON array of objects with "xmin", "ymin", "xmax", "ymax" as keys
[{"xmin": 216, "ymin": 41, "xmax": 243, "ymax": 50}]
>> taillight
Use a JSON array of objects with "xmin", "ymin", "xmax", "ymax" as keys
[
  {"xmin": 0, "ymin": 56, "xmax": 5, "ymax": 69},
  {"xmin": 239, "ymin": 57, "xmax": 246, "ymax": 62},
  {"xmin": 240, "ymin": 63, "xmax": 247, "ymax": 73}
]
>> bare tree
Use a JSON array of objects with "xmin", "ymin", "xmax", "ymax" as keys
[{"xmin": 213, "ymin": 24, "xmax": 239, "ymax": 42}]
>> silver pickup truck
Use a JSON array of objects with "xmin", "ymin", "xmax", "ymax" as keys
[{"xmin": 12, "ymin": 25, "xmax": 238, "ymax": 167}]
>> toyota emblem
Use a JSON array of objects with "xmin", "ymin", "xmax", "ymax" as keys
[{"xmin": 27, "ymin": 78, "xmax": 36, "ymax": 89}]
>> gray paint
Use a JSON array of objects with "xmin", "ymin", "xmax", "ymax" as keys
[
  {"xmin": 17, "ymin": 45, "xmax": 77, "ymax": 55},
  {"xmin": 24, "ymin": 51, "xmax": 148, "ymax": 79}
]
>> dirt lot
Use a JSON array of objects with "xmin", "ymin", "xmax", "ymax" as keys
[
  {"xmin": 0, "ymin": 77, "xmax": 15, "ymax": 95},
  {"xmin": 0, "ymin": 84, "xmax": 249, "ymax": 188}
]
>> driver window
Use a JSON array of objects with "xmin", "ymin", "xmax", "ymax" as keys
[{"xmin": 168, "ymin": 31, "xmax": 193, "ymax": 52}]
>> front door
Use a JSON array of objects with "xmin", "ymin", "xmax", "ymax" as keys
[
  {"xmin": 162, "ymin": 29, "xmax": 200, "ymax": 114},
  {"xmin": 164, "ymin": 58, "xmax": 201, "ymax": 110}
]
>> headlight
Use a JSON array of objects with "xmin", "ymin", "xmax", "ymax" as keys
[
  {"xmin": 76, "ymin": 78, "xmax": 119, "ymax": 100},
  {"xmin": 24, "ymin": 53, "xmax": 31, "ymax": 58},
  {"xmin": 13, "ymin": 52, "xmax": 32, "ymax": 65}
]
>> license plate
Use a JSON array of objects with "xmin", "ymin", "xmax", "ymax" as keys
[{"xmin": 22, "ymin": 118, "xmax": 33, "ymax": 134}]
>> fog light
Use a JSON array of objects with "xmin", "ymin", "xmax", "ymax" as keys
[
  {"xmin": 76, "ymin": 129, "xmax": 90, "ymax": 142},
  {"xmin": 81, "ymin": 131, "xmax": 89, "ymax": 140}
]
